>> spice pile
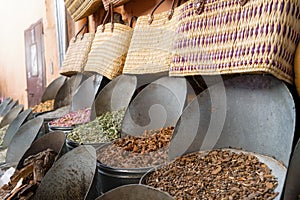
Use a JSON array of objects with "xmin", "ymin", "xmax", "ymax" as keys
[
  {"xmin": 0, "ymin": 125, "xmax": 9, "ymax": 144},
  {"xmin": 143, "ymin": 149, "xmax": 279, "ymax": 200},
  {"xmin": 49, "ymin": 108, "xmax": 91, "ymax": 127},
  {"xmin": 97, "ymin": 126, "xmax": 174, "ymax": 168},
  {"xmin": 32, "ymin": 100, "xmax": 54, "ymax": 113},
  {"xmin": 67, "ymin": 109, "xmax": 125, "ymax": 144},
  {"xmin": 38, "ymin": 106, "xmax": 70, "ymax": 120},
  {"xmin": 0, "ymin": 149, "xmax": 57, "ymax": 199}
]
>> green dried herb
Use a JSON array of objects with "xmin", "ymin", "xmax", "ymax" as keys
[
  {"xmin": 67, "ymin": 108, "xmax": 125, "ymax": 144},
  {"xmin": 0, "ymin": 125, "xmax": 9, "ymax": 144}
]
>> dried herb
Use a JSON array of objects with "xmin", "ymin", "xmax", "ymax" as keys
[
  {"xmin": 97, "ymin": 127, "xmax": 174, "ymax": 168},
  {"xmin": 0, "ymin": 125, "xmax": 9, "ymax": 144},
  {"xmin": 49, "ymin": 108, "xmax": 91, "ymax": 127},
  {"xmin": 67, "ymin": 108, "xmax": 126, "ymax": 144},
  {"xmin": 144, "ymin": 149, "xmax": 279, "ymax": 200}
]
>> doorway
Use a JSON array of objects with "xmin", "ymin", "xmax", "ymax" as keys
[{"xmin": 24, "ymin": 19, "xmax": 46, "ymax": 107}]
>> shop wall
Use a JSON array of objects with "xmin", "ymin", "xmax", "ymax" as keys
[{"xmin": 0, "ymin": 1, "xmax": 45, "ymax": 108}]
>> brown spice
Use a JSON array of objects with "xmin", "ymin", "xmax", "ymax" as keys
[
  {"xmin": 143, "ymin": 149, "xmax": 279, "ymax": 200},
  {"xmin": 97, "ymin": 127, "xmax": 174, "ymax": 168},
  {"xmin": 0, "ymin": 149, "xmax": 57, "ymax": 199},
  {"xmin": 32, "ymin": 100, "xmax": 54, "ymax": 113}
]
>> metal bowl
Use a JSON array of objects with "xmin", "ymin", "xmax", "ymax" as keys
[{"xmin": 33, "ymin": 145, "xmax": 97, "ymax": 200}]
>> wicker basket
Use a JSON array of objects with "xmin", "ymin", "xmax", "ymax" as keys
[
  {"xmin": 60, "ymin": 24, "xmax": 95, "ymax": 77},
  {"xmin": 169, "ymin": 0, "xmax": 300, "ymax": 84},
  {"xmin": 102, "ymin": 0, "xmax": 131, "ymax": 10},
  {"xmin": 84, "ymin": 4, "xmax": 133, "ymax": 79},
  {"xmin": 123, "ymin": 0, "xmax": 182, "ymax": 75},
  {"xmin": 65, "ymin": 0, "xmax": 102, "ymax": 21}
]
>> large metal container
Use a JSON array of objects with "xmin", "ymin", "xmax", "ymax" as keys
[
  {"xmin": 283, "ymin": 137, "xmax": 300, "ymax": 200},
  {"xmin": 33, "ymin": 145, "xmax": 98, "ymax": 200},
  {"xmin": 5, "ymin": 117, "xmax": 44, "ymax": 165},
  {"xmin": 96, "ymin": 143, "xmax": 152, "ymax": 194},
  {"xmin": 140, "ymin": 148, "xmax": 286, "ymax": 200},
  {"xmin": 41, "ymin": 76, "xmax": 67, "ymax": 102},
  {"xmin": 16, "ymin": 131, "xmax": 67, "ymax": 170},
  {"xmin": 95, "ymin": 184, "xmax": 174, "ymax": 200},
  {"xmin": 0, "ymin": 109, "xmax": 32, "ymax": 149},
  {"xmin": 167, "ymin": 74, "xmax": 295, "ymax": 200}
]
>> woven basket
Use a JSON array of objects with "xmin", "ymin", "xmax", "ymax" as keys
[
  {"xmin": 65, "ymin": 0, "xmax": 102, "ymax": 21},
  {"xmin": 169, "ymin": 0, "xmax": 300, "ymax": 84},
  {"xmin": 60, "ymin": 31, "xmax": 95, "ymax": 77},
  {"xmin": 84, "ymin": 4, "xmax": 133, "ymax": 80},
  {"xmin": 102, "ymin": 0, "xmax": 131, "ymax": 10},
  {"xmin": 123, "ymin": 0, "xmax": 183, "ymax": 75}
]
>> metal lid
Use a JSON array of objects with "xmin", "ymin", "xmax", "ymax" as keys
[
  {"xmin": 95, "ymin": 184, "xmax": 174, "ymax": 200},
  {"xmin": 71, "ymin": 74, "xmax": 102, "ymax": 112},
  {"xmin": 121, "ymin": 76, "xmax": 187, "ymax": 136},
  {"xmin": 169, "ymin": 75, "xmax": 295, "ymax": 168},
  {"xmin": 91, "ymin": 74, "xmax": 137, "ymax": 120},
  {"xmin": 16, "ymin": 131, "xmax": 66, "ymax": 170},
  {"xmin": 1, "ymin": 109, "xmax": 32, "ymax": 148},
  {"xmin": 41, "ymin": 76, "xmax": 67, "ymax": 102},
  {"xmin": 5, "ymin": 117, "xmax": 43, "ymax": 164},
  {"xmin": 0, "ymin": 104, "xmax": 24, "ymax": 128},
  {"xmin": 54, "ymin": 73, "xmax": 88, "ymax": 109},
  {"xmin": 33, "ymin": 145, "xmax": 96, "ymax": 200},
  {"xmin": 283, "ymin": 138, "xmax": 300, "ymax": 200}
]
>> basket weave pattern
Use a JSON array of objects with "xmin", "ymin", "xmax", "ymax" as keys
[
  {"xmin": 169, "ymin": 0, "xmax": 300, "ymax": 84},
  {"xmin": 102, "ymin": 0, "xmax": 130, "ymax": 10},
  {"xmin": 84, "ymin": 23, "xmax": 133, "ymax": 79},
  {"xmin": 65, "ymin": 0, "xmax": 102, "ymax": 21},
  {"xmin": 123, "ymin": 4, "xmax": 184, "ymax": 75},
  {"xmin": 60, "ymin": 33, "xmax": 95, "ymax": 76}
]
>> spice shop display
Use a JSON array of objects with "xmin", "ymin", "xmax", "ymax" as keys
[
  {"xmin": 31, "ymin": 100, "xmax": 54, "ymax": 113},
  {"xmin": 142, "ymin": 149, "xmax": 280, "ymax": 200},
  {"xmin": 97, "ymin": 126, "xmax": 174, "ymax": 168},
  {"xmin": 67, "ymin": 108, "xmax": 125, "ymax": 144},
  {"xmin": 0, "ymin": 149, "xmax": 57, "ymax": 199},
  {"xmin": 48, "ymin": 108, "xmax": 91, "ymax": 128}
]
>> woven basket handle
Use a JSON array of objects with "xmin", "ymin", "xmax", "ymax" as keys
[
  {"xmin": 74, "ymin": 20, "xmax": 88, "ymax": 41},
  {"xmin": 129, "ymin": 16, "xmax": 138, "ymax": 28},
  {"xmin": 148, "ymin": 0, "xmax": 177, "ymax": 24},
  {"xmin": 101, "ymin": 3, "xmax": 114, "ymax": 32},
  {"xmin": 194, "ymin": 0, "xmax": 248, "ymax": 15}
]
